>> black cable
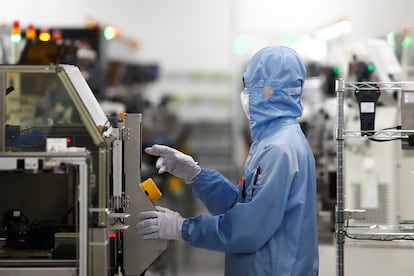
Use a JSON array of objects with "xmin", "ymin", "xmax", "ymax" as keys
[
  {"xmin": 368, "ymin": 137, "xmax": 403, "ymax": 142},
  {"xmin": 366, "ymin": 125, "xmax": 404, "ymax": 142}
]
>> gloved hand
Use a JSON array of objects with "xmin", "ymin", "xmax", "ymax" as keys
[
  {"xmin": 137, "ymin": 206, "xmax": 185, "ymax": 240},
  {"xmin": 145, "ymin": 144, "xmax": 201, "ymax": 184}
]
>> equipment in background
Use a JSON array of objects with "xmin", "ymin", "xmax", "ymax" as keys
[
  {"xmin": 365, "ymin": 38, "xmax": 402, "ymax": 82},
  {"xmin": 17, "ymin": 40, "xmax": 77, "ymax": 65},
  {"xmin": 0, "ymin": 65, "xmax": 167, "ymax": 276}
]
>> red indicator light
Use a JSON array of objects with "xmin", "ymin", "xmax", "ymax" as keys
[
  {"xmin": 12, "ymin": 21, "xmax": 20, "ymax": 35},
  {"xmin": 108, "ymin": 231, "xmax": 116, "ymax": 238},
  {"xmin": 52, "ymin": 30, "xmax": 62, "ymax": 41},
  {"xmin": 66, "ymin": 137, "xmax": 72, "ymax": 145}
]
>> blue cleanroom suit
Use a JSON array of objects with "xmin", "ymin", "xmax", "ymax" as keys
[{"xmin": 181, "ymin": 46, "xmax": 319, "ymax": 275}]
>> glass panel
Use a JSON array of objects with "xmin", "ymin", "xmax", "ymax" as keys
[
  {"xmin": 7, "ymin": 72, "xmax": 82, "ymax": 126},
  {"xmin": 0, "ymin": 162, "xmax": 79, "ymax": 269},
  {"xmin": 5, "ymin": 71, "xmax": 84, "ymax": 151},
  {"xmin": 0, "ymin": 66, "xmax": 103, "ymax": 273}
]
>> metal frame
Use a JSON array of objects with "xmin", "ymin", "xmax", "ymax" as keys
[
  {"xmin": 335, "ymin": 79, "xmax": 414, "ymax": 276},
  {"xmin": 0, "ymin": 152, "xmax": 90, "ymax": 276},
  {"xmin": 335, "ymin": 79, "xmax": 345, "ymax": 276}
]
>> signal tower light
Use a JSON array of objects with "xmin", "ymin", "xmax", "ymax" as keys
[
  {"xmin": 52, "ymin": 30, "xmax": 63, "ymax": 41},
  {"xmin": 39, "ymin": 29, "xmax": 51, "ymax": 42},
  {"xmin": 103, "ymin": 26, "xmax": 119, "ymax": 40},
  {"xmin": 25, "ymin": 24, "xmax": 36, "ymax": 40},
  {"xmin": 11, "ymin": 20, "xmax": 22, "ymax": 43},
  {"xmin": 367, "ymin": 63, "xmax": 375, "ymax": 72}
]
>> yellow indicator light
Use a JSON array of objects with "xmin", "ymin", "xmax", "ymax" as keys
[
  {"xmin": 118, "ymin": 112, "xmax": 127, "ymax": 119},
  {"xmin": 26, "ymin": 24, "xmax": 36, "ymax": 40},
  {"xmin": 39, "ymin": 29, "xmax": 51, "ymax": 41}
]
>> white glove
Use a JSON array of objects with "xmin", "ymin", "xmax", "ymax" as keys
[
  {"xmin": 137, "ymin": 206, "xmax": 184, "ymax": 240},
  {"xmin": 145, "ymin": 144, "xmax": 201, "ymax": 184}
]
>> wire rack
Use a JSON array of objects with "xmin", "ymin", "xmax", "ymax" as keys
[{"xmin": 334, "ymin": 79, "xmax": 414, "ymax": 276}]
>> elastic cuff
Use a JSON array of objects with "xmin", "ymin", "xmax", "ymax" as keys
[
  {"xmin": 181, "ymin": 218, "xmax": 191, "ymax": 241},
  {"xmin": 177, "ymin": 216, "xmax": 185, "ymax": 241},
  {"xmin": 186, "ymin": 166, "xmax": 202, "ymax": 184}
]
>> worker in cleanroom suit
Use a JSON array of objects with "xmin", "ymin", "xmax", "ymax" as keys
[{"xmin": 137, "ymin": 46, "xmax": 319, "ymax": 275}]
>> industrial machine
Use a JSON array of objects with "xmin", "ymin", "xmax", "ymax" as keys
[{"xmin": 0, "ymin": 64, "xmax": 167, "ymax": 275}]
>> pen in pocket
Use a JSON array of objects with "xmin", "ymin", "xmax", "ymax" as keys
[{"xmin": 251, "ymin": 166, "xmax": 261, "ymax": 197}]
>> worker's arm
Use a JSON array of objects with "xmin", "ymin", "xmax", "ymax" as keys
[
  {"xmin": 145, "ymin": 144, "xmax": 240, "ymax": 215},
  {"xmin": 191, "ymin": 168, "xmax": 240, "ymax": 215},
  {"xmin": 182, "ymin": 146, "xmax": 299, "ymax": 253}
]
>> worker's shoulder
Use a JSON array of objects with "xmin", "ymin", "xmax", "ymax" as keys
[
  {"xmin": 261, "ymin": 140, "xmax": 291, "ymax": 156},
  {"xmin": 262, "ymin": 135, "xmax": 306, "ymax": 156}
]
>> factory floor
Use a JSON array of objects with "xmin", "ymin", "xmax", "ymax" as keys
[
  {"xmin": 145, "ymin": 242, "xmax": 336, "ymax": 276},
  {"xmin": 176, "ymin": 244, "xmax": 335, "ymax": 275},
  {"xmin": 147, "ymin": 241, "xmax": 414, "ymax": 276},
  {"xmin": 146, "ymin": 185, "xmax": 414, "ymax": 275},
  {"xmin": 145, "ymin": 195, "xmax": 338, "ymax": 276}
]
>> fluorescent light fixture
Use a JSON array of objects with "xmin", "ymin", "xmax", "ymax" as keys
[{"xmin": 312, "ymin": 19, "xmax": 352, "ymax": 41}]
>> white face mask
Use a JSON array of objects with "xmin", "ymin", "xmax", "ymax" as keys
[{"xmin": 240, "ymin": 89, "xmax": 250, "ymax": 120}]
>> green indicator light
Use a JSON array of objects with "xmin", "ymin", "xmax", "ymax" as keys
[
  {"xmin": 333, "ymin": 66, "xmax": 341, "ymax": 75},
  {"xmin": 387, "ymin": 32, "xmax": 395, "ymax": 49},
  {"xmin": 402, "ymin": 36, "xmax": 412, "ymax": 49},
  {"xmin": 10, "ymin": 34, "xmax": 21, "ymax": 43},
  {"xmin": 367, "ymin": 63, "xmax": 375, "ymax": 72},
  {"xmin": 104, "ymin": 26, "xmax": 117, "ymax": 40}
]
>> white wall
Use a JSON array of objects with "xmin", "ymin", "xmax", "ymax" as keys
[
  {"xmin": 2, "ymin": 0, "xmax": 414, "ymax": 72},
  {"xmin": 3, "ymin": 0, "xmax": 412, "ymax": 123}
]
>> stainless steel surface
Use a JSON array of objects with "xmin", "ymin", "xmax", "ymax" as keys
[
  {"xmin": 0, "ymin": 267, "xmax": 77, "ymax": 276},
  {"xmin": 112, "ymin": 137, "xmax": 123, "ymax": 198},
  {"xmin": 346, "ymin": 225, "xmax": 414, "ymax": 240},
  {"xmin": 335, "ymin": 79, "xmax": 345, "ymax": 276},
  {"xmin": 89, "ymin": 228, "xmax": 109, "ymax": 276},
  {"xmin": 123, "ymin": 114, "xmax": 168, "ymax": 275},
  {"xmin": 0, "ymin": 70, "xmax": 5, "ymax": 152},
  {"xmin": 98, "ymin": 147, "xmax": 108, "ymax": 227}
]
